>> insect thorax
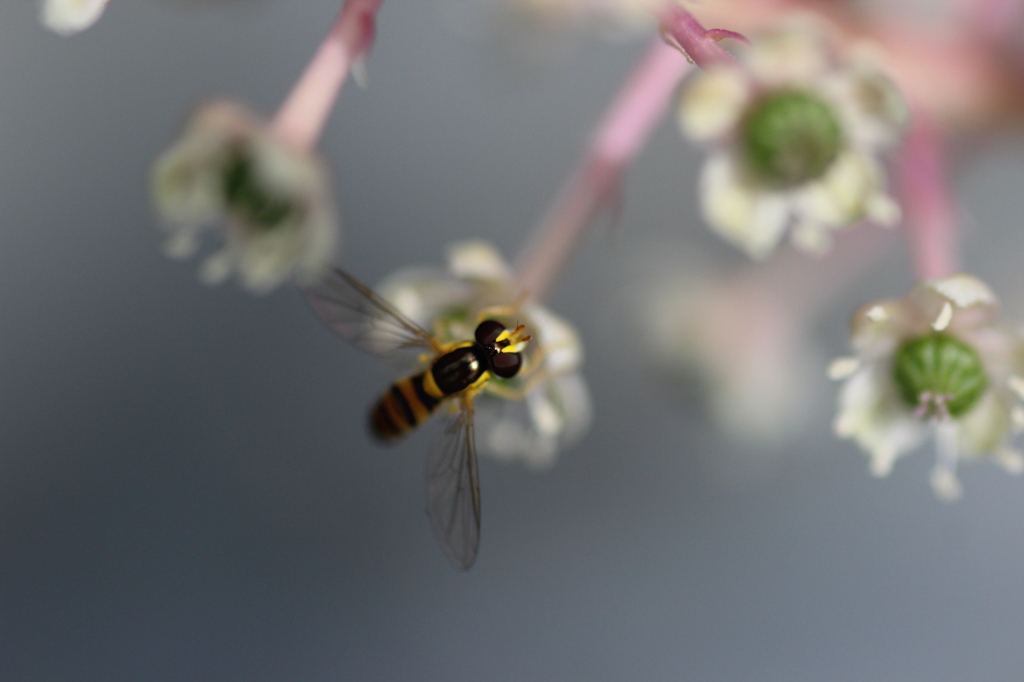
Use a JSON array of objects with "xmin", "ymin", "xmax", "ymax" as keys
[{"xmin": 431, "ymin": 345, "xmax": 489, "ymax": 395}]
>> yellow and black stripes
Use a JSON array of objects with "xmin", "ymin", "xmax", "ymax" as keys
[
  {"xmin": 368, "ymin": 333, "xmax": 520, "ymax": 442},
  {"xmin": 370, "ymin": 371, "xmax": 444, "ymax": 441}
]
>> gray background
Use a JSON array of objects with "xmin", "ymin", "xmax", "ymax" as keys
[{"xmin": 2, "ymin": 1, "xmax": 1024, "ymax": 680}]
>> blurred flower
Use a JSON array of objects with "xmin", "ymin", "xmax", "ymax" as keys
[
  {"xmin": 152, "ymin": 101, "xmax": 338, "ymax": 294},
  {"xmin": 679, "ymin": 23, "xmax": 906, "ymax": 259},
  {"xmin": 831, "ymin": 274, "xmax": 1024, "ymax": 500},
  {"xmin": 375, "ymin": 241, "xmax": 591, "ymax": 470},
  {"xmin": 644, "ymin": 267, "xmax": 819, "ymax": 448},
  {"xmin": 41, "ymin": 0, "xmax": 109, "ymax": 35}
]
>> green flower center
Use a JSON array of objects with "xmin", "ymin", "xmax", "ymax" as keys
[
  {"xmin": 740, "ymin": 90, "xmax": 842, "ymax": 188},
  {"xmin": 892, "ymin": 332, "xmax": 988, "ymax": 419},
  {"xmin": 221, "ymin": 143, "xmax": 295, "ymax": 231}
]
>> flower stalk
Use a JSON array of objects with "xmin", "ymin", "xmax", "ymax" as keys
[
  {"xmin": 961, "ymin": 0, "xmax": 1022, "ymax": 40},
  {"xmin": 515, "ymin": 38, "xmax": 691, "ymax": 302},
  {"xmin": 658, "ymin": 6, "xmax": 739, "ymax": 69},
  {"xmin": 271, "ymin": 0, "xmax": 385, "ymax": 152},
  {"xmin": 896, "ymin": 110, "xmax": 959, "ymax": 280}
]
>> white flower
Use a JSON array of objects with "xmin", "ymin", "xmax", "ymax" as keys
[
  {"xmin": 679, "ymin": 23, "xmax": 906, "ymax": 259},
  {"xmin": 374, "ymin": 241, "xmax": 591, "ymax": 470},
  {"xmin": 831, "ymin": 274, "xmax": 1024, "ymax": 501},
  {"xmin": 41, "ymin": 0, "xmax": 109, "ymax": 36},
  {"xmin": 152, "ymin": 101, "xmax": 339, "ymax": 294}
]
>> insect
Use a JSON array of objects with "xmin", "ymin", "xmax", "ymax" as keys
[{"xmin": 304, "ymin": 268, "xmax": 532, "ymax": 570}]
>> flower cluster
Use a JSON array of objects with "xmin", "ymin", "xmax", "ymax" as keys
[
  {"xmin": 679, "ymin": 23, "xmax": 906, "ymax": 258},
  {"xmin": 40, "ymin": 0, "xmax": 1024, "ymax": 527},
  {"xmin": 152, "ymin": 101, "xmax": 339, "ymax": 294},
  {"xmin": 831, "ymin": 275, "xmax": 1024, "ymax": 500},
  {"xmin": 372, "ymin": 242, "xmax": 592, "ymax": 469}
]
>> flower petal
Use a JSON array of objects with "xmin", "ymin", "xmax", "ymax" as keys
[
  {"xmin": 152, "ymin": 137, "xmax": 227, "ymax": 227},
  {"xmin": 700, "ymin": 153, "xmax": 790, "ymax": 259},
  {"xmin": 744, "ymin": 23, "xmax": 832, "ymax": 86},
  {"xmin": 789, "ymin": 219, "xmax": 833, "ymax": 256},
  {"xmin": 526, "ymin": 305, "xmax": 583, "ymax": 374},
  {"xmin": 199, "ymin": 250, "xmax": 234, "ymax": 286},
  {"xmin": 795, "ymin": 150, "xmax": 879, "ymax": 227},
  {"xmin": 825, "ymin": 65, "xmax": 908, "ymax": 150},
  {"xmin": 475, "ymin": 372, "xmax": 591, "ymax": 470},
  {"xmin": 927, "ymin": 274, "xmax": 998, "ymax": 310},
  {"xmin": 447, "ymin": 241, "xmax": 513, "ymax": 282},
  {"xmin": 835, "ymin": 363, "xmax": 928, "ymax": 473},
  {"xmin": 866, "ymin": 193, "xmax": 901, "ymax": 227},
  {"xmin": 376, "ymin": 268, "xmax": 473, "ymax": 335},
  {"xmin": 903, "ymin": 275, "xmax": 999, "ymax": 334},
  {"xmin": 678, "ymin": 66, "xmax": 751, "ymax": 142},
  {"xmin": 929, "ymin": 465, "xmax": 963, "ymax": 502},
  {"xmin": 956, "ymin": 390, "xmax": 1011, "ymax": 457},
  {"xmin": 41, "ymin": 0, "xmax": 109, "ymax": 36}
]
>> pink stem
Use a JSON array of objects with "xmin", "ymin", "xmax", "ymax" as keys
[
  {"xmin": 514, "ymin": 39, "xmax": 692, "ymax": 301},
  {"xmin": 959, "ymin": 0, "xmax": 1021, "ymax": 40},
  {"xmin": 271, "ymin": 0, "xmax": 385, "ymax": 151},
  {"xmin": 896, "ymin": 110, "xmax": 959, "ymax": 280},
  {"xmin": 659, "ymin": 6, "xmax": 738, "ymax": 69}
]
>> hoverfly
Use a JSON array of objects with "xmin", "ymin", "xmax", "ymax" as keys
[{"xmin": 304, "ymin": 268, "xmax": 532, "ymax": 570}]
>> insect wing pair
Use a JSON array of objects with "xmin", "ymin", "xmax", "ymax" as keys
[{"xmin": 305, "ymin": 268, "xmax": 507, "ymax": 570}]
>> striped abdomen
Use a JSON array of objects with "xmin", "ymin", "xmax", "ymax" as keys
[
  {"xmin": 370, "ymin": 345, "xmax": 488, "ymax": 441},
  {"xmin": 370, "ymin": 371, "xmax": 443, "ymax": 441}
]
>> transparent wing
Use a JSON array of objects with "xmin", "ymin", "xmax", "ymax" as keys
[
  {"xmin": 425, "ymin": 396, "xmax": 481, "ymax": 571},
  {"xmin": 303, "ymin": 268, "xmax": 443, "ymax": 358}
]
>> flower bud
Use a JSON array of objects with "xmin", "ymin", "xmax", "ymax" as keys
[
  {"xmin": 740, "ymin": 90, "xmax": 842, "ymax": 187},
  {"xmin": 221, "ymin": 143, "xmax": 296, "ymax": 232},
  {"xmin": 892, "ymin": 333, "xmax": 987, "ymax": 419}
]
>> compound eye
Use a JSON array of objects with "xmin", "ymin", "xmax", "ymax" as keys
[
  {"xmin": 491, "ymin": 352, "xmax": 522, "ymax": 379},
  {"xmin": 475, "ymin": 319, "xmax": 506, "ymax": 346}
]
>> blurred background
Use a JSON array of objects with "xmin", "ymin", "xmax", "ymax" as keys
[{"xmin": 2, "ymin": 1, "xmax": 1024, "ymax": 680}]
